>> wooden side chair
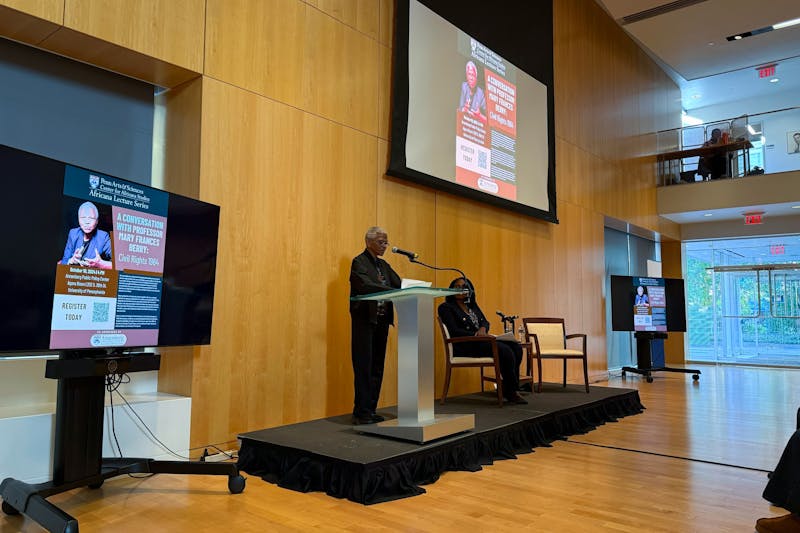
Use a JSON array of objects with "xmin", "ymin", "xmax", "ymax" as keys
[
  {"xmin": 522, "ymin": 317, "xmax": 589, "ymax": 393},
  {"xmin": 437, "ymin": 316, "xmax": 504, "ymax": 406}
]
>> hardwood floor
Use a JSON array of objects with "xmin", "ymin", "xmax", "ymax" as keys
[{"xmin": 2, "ymin": 364, "xmax": 797, "ymax": 532}]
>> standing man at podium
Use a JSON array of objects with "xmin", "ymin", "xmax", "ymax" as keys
[{"xmin": 349, "ymin": 226, "xmax": 401, "ymax": 425}]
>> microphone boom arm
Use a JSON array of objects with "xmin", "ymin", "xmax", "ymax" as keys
[{"xmin": 409, "ymin": 258, "xmax": 466, "ymax": 282}]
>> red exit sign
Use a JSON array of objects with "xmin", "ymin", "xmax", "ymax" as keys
[
  {"xmin": 758, "ymin": 64, "xmax": 776, "ymax": 78},
  {"xmin": 771, "ymin": 245, "xmax": 785, "ymax": 255},
  {"xmin": 744, "ymin": 213, "xmax": 763, "ymax": 225}
]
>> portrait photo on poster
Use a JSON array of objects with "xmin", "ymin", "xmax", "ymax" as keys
[{"xmin": 788, "ymin": 131, "xmax": 800, "ymax": 154}]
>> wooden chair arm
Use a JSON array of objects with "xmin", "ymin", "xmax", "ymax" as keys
[
  {"xmin": 526, "ymin": 333, "xmax": 541, "ymax": 355},
  {"xmin": 566, "ymin": 333, "xmax": 587, "ymax": 352},
  {"xmin": 447, "ymin": 335, "xmax": 497, "ymax": 345}
]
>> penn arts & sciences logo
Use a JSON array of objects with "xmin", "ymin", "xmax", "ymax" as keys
[{"xmin": 89, "ymin": 174, "xmax": 100, "ymax": 189}]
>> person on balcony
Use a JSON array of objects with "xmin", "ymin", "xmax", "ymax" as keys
[{"xmin": 697, "ymin": 128, "xmax": 727, "ymax": 180}]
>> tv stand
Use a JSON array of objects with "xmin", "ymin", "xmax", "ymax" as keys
[
  {"xmin": 0, "ymin": 352, "xmax": 245, "ymax": 532},
  {"xmin": 622, "ymin": 332, "xmax": 701, "ymax": 383}
]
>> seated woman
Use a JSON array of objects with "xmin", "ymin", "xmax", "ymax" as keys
[{"xmin": 438, "ymin": 277, "xmax": 526, "ymax": 404}]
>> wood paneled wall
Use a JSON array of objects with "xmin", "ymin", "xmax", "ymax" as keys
[
  {"xmin": 0, "ymin": 0, "xmax": 681, "ymax": 447},
  {"xmin": 661, "ymin": 239, "xmax": 686, "ymax": 364}
]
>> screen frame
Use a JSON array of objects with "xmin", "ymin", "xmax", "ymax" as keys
[
  {"xmin": 388, "ymin": 0, "xmax": 558, "ymax": 223},
  {"xmin": 0, "ymin": 143, "xmax": 221, "ymax": 355},
  {"xmin": 610, "ymin": 275, "xmax": 687, "ymax": 333}
]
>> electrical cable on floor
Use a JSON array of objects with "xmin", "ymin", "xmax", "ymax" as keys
[
  {"xmin": 564, "ymin": 438, "xmax": 772, "ymax": 473},
  {"xmin": 103, "ymin": 373, "xmax": 239, "ymax": 466},
  {"xmin": 110, "ymin": 380, "xmax": 239, "ymax": 462},
  {"xmin": 109, "ymin": 376, "xmax": 192, "ymax": 461}
]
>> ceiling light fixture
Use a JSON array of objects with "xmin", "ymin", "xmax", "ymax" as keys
[
  {"xmin": 726, "ymin": 17, "xmax": 800, "ymax": 42},
  {"xmin": 770, "ymin": 78, "xmax": 780, "ymax": 83},
  {"xmin": 704, "ymin": 213, "xmax": 713, "ymax": 217},
  {"xmin": 773, "ymin": 17, "xmax": 800, "ymax": 30},
  {"xmin": 792, "ymin": 205, "xmax": 800, "ymax": 209}
]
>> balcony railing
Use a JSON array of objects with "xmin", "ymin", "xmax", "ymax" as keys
[{"xmin": 656, "ymin": 107, "xmax": 800, "ymax": 187}]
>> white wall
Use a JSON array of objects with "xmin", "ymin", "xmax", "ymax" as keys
[
  {"xmin": 0, "ymin": 393, "xmax": 190, "ymax": 484},
  {"xmin": 689, "ymin": 87, "xmax": 797, "ymax": 122},
  {"xmin": 763, "ymin": 112, "xmax": 800, "ymax": 173}
]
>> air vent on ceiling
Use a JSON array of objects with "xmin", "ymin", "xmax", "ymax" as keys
[{"xmin": 619, "ymin": 0, "xmax": 709, "ymax": 25}]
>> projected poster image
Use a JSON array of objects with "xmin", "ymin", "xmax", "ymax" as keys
[
  {"xmin": 405, "ymin": 0, "xmax": 549, "ymax": 213},
  {"xmin": 455, "ymin": 39, "xmax": 518, "ymax": 200},
  {"xmin": 50, "ymin": 166, "xmax": 168, "ymax": 349},
  {"xmin": 632, "ymin": 277, "xmax": 667, "ymax": 332}
]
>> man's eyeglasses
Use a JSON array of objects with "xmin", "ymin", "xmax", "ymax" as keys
[{"xmin": 374, "ymin": 240, "xmax": 389, "ymax": 246}]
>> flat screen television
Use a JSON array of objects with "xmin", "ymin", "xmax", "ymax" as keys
[
  {"xmin": 388, "ymin": 0, "xmax": 556, "ymax": 222},
  {"xmin": 610, "ymin": 275, "xmax": 687, "ymax": 333},
  {"xmin": 0, "ymin": 143, "xmax": 220, "ymax": 354}
]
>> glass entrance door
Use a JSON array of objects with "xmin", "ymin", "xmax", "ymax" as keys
[{"xmin": 706, "ymin": 265, "xmax": 800, "ymax": 366}]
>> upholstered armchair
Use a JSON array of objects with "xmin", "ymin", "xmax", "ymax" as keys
[{"xmin": 522, "ymin": 317, "xmax": 589, "ymax": 393}]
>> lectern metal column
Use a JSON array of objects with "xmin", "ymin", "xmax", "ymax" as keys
[{"xmin": 351, "ymin": 287, "xmax": 475, "ymax": 443}]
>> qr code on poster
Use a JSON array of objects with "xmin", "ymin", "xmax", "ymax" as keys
[
  {"xmin": 478, "ymin": 151, "xmax": 487, "ymax": 170},
  {"xmin": 92, "ymin": 302, "xmax": 109, "ymax": 323}
]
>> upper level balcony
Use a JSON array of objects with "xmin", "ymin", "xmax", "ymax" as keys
[
  {"xmin": 656, "ymin": 106, "xmax": 800, "ymax": 186},
  {"xmin": 656, "ymin": 107, "xmax": 800, "ymax": 233}
]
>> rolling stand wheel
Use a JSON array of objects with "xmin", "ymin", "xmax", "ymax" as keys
[
  {"xmin": 228, "ymin": 475, "xmax": 246, "ymax": 494},
  {"xmin": 2, "ymin": 499, "xmax": 20, "ymax": 516},
  {"xmin": 646, "ymin": 375, "xmax": 653, "ymax": 383},
  {"xmin": 692, "ymin": 374, "xmax": 700, "ymax": 381},
  {"xmin": 88, "ymin": 480, "xmax": 104, "ymax": 489}
]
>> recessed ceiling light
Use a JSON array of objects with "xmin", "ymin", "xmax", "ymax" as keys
[
  {"xmin": 792, "ymin": 205, "xmax": 800, "ymax": 209},
  {"xmin": 770, "ymin": 78, "xmax": 780, "ymax": 83},
  {"xmin": 707, "ymin": 42, "xmax": 715, "ymax": 46},
  {"xmin": 734, "ymin": 35, "xmax": 743, "ymax": 40},
  {"xmin": 704, "ymin": 213, "xmax": 713, "ymax": 217}
]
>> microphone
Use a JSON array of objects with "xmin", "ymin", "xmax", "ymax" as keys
[
  {"xmin": 391, "ymin": 246, "xmax": 419, "ymax": 260},
  {"xmin": 496, "ymin": 310, "xmax": 518, "ymax": 332}
]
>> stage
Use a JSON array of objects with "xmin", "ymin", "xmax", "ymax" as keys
[{"xmin": 237, "ymin": 384, "xmax": 643, "ymax": 504}]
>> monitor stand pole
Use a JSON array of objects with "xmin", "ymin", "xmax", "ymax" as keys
[
  {"xmin": 0, "ymin": 352, "xmax": 245, "ymax": 532},
  {"xmin": 622, "ymin": 332, "xmax": 701, "ymax": 383}
]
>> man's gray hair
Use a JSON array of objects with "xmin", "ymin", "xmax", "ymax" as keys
[
  {"xmin": 78, "ymin": 201, "xmax": 99, "ymax": 218},
  {"xmin": 365, "ymin": 226, "xmax": 386, "ymax": 241}
]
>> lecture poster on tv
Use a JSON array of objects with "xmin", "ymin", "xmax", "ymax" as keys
[
  {"xmin": 49, "ymin": 166, "xmax": 169, "ymax": 349},
  {"xmin": 455, "ymin": 35, "xmax": 518, "ymax": 201},
  {"xmin": 632, "ymin": 277, "xmax": 667, "ymax": 332}
]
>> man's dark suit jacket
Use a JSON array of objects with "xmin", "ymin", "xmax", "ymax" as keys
[{"xmin": 349, "ymin": 249, "xmax": 401, "ymax": 324}]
